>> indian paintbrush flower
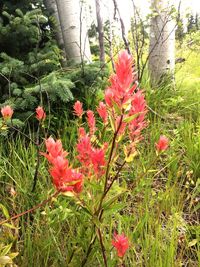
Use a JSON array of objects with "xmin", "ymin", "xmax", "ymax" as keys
[
  {"xmin": 73, "ymin": 101, "xmax": 84, "ymax": 118},
  {"xmin": 41, "ymin": 137, "xmax": 83, "ymax": 193},
  {"xmin": 86, "ymin": 110, "xmax": 96, "ymax": 135},
  {"xmin": 1, "ymin": 105, "xmax": 14, "ymax": 120},
  {"xmin": 155, "ymin": 135, "xmax": 169, "ymax": 152},
  {"xmin": 97, "ymin": 101, "xmax": 108, "ymax": 124},
  {"xmin": 112, "ymin": 232, "xmax": 129, "ymax": 258},
  {"xmin": 36, "ymin": 106, "xmax": 46, "ymax": 121}
]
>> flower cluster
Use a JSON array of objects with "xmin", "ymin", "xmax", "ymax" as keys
[
  {"xmin": 36, "ymin": 106, "xmax": 46, "ymax": 121},
  {"xmin": 41, "ymin": 137, "xmax": 83, "ymax": 193},
  {"xmin": 105, "ymin": 51, "xmax": 136, "ymax": 108},
  {"xmin": 97, "ymin": 102, "xmax": 108, "ymax": 124},
  {"xmin": 104, "ymin": 50, "xmax": 147, "ymax": 147},
  {"xmin": 156, "ymin": 135, "xmax": 169, "ymax": 152},
  {"xmin": 0, "ymin": 105, "xmax": 47, "ymax": 122},
  {"xmin": 73, "ymin": 101, "xmax": 83, "ymax": 118},
  {"xmin": 76, "ymin": 132, "xmax": 107, "ymax": 177},
  {"xmin": 112, "ymin": 232, "xmax": 129, "ymax": 258},
  {"xmin": 1, "ymin": 105, "xmax": 14, "ymax": 120}
]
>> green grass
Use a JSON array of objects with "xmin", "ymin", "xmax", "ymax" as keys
[{"xmin": 0, "ymin": 47, "xmax": 200, "ymax": 267}]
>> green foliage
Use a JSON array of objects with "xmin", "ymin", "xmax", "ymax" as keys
[
  {"xmin": 25, "ymin": 71, "xmax": 74, "ymax": 103},
  {"xmin": 0, "ymin": 5, "xmax": 65, "ymax": 123},
  {"xmin": 0, "ymin": 4, "xmax": 109, "ymax": 127},
  {"xmin": 64, "ymin": 62, "xmax": 109, "ymax": 109}
]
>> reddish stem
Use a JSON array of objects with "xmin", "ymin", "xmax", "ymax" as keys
[{"xmin": 0, "ymin": 190, "xmax": 60, "ymax": 226}]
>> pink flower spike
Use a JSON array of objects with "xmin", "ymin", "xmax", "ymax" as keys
[
  {"xmin": 156, "ymin": 135, "xmax": 169, "ymax": 152},
  {"xmin": 1, "ymin": 105, "xmax": 14, "ymax": 120},
  {"xmin": 112, "ymin": 232, "xmax": 129, "ymax": 258},
  {"xmin": 78, "ymin": 127, "xmax": 86, "ymax": 138},
  {"xmin": 86, "ymin": 110, "xmax": 96, "ymax": 135},
  {"xmin": 91, "ymin": 148, "xmax": 106, "ymax": 175},
  {"xmin": 36, "ymin": 106, "xmax": 46, "ymax": 121},
  {"xmin": 97, "ymin": 102, "xmax": 108, "ymax": 124},
  {"xmin": 73, "ymin": 101, "xmax": 83, "ymax": 118}
]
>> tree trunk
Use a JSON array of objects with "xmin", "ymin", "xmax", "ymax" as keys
[
  {"xmin": 55, "ymin": 0, "xmax": 91, "ymax": 64},
  {"xmin": 113, "ymin": 0, "xmax": 131, "ymax": 54},
  {"xmin": 44, "ymin": 0, "xmax": 67, "ymax": 65},
  {"xmin": 95, "ymin": 0, "xmax": 105, "ymax": 64},
  {"xmin": 148, "ymin": 0, "xmax": 175, "ymax": 85}
]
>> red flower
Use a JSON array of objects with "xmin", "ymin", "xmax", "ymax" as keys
[
  {"xmin": 155, "ymin": 135, "xmax": 169, "ymax": 152},
  {"xmin": 115, "ymin": 50, "xmax": 133, "ymax": 89},
  {"xmin": 112, "ymin": 233, "xmax": 129, "ymax": 258},
  {"xmin": 97, "ymin": 102, "xmax": 108, "ymax": 124},
  {"xmin": 73, "ymin": 101, "xmax": 83, "ymax": 118},
  {"xmin": 128, "ymin": 90, "xmax": 147, "ymax": 141},
  {"xmin": 78, "ymin": 127, "xmax": 86, "ymax": 138},
  {"xmin": 91, "ymin": 148, "xmax": 106, "ymax": 175},
  {"xmin": 41, "ymin": 137, "xmax": 83, "ymax": 193},
  {"xmin": 86, "ymin": 110, "xmax": 96, "ymax": 135},
  {"xmin": 41, "ymin": 137, "xmax": 68, "ymax": 164},
  {"xmin": 77, "ymin": 135, "xmax": 92, "ymax": 167},
  {"xmin": 105, "ymin": 50, "xmax": 137, "ymax": 108},
  {"xmin": 36, "ymin": 106, "xmax": 46, "ymax": 121},
  {"xmin": 50, "ymin": 156, "xmax": 83, "ymax": 193},
  {"xmin": 1, "ymin": 105, "xmax": 14, "ymax": 120},
  {"xmin": 104, "ymin": 88, "xmax": 114, "ymax": 107}
]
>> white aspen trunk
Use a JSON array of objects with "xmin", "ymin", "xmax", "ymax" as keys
[
  {"xmin": 95, "ymin": 0, "xmax": 105, "ymax": 64},
  {"xmin": 44, "ymin": 0, "xmax": 67, "ymax": 65},
  {"xmin": 149, "ymin": 0, "xmax": 175, "ymax": 85},
  {"xmin": 55, "ymin": 0, "xmax": 92, "ymax": 63}
]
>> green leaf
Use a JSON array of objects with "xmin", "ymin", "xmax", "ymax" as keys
[
  {"xmin": 103, "ymin": 190, "xmax": 127, "ymax": 211},
  {"xmin": 0, "ymin": 204, "xmax": 10, "ymax": 219},
  {"xmin": 123, "ymin": 113, "xmax": 139, "ymax": 123},
  {"xmin": 1, "ymin": 243, "xmax": 12, "ymax": 257},
  {"xmin": 2, "ymin": 223, "xmax": 17, "ymax": 230},
  {"xmin": 108, "ymin": 114, "xmax": 115, "ymax": 132},
  {"xmin": 188, "ymin": 239, "xmax": 198, "ymax": 247},
  {"xmin": 113, "ymin": 102, "xmax": 122, "ymax": 115}
]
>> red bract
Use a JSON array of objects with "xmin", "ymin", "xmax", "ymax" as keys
[
  {"xmin": 112, "ymin": 233, "xmax": 129, "ymax": 258},
  {"xmin": 41, "ymin": 137, "xmax": 83, "ymax": 193},
  {"xmin": 1, "ymin": 105, "xmax": 14, "ymax": 120},
  {"xmin": 42, "ymin": 137, "xmax": 67, "ymax": 164},
  {"xmin": 36, "ymin": 106, "xmax": 46, "ymax": 121},
  {"xmin": 91, "ymin": 148, "xmax": 106, "ymax": 176},
  {"xmin": 77, "ymin": 134, "xmax": 107, "ymax": 177},
  {"xmin": 50, "ymin": 158, "xmax": 83, "ymax": 193},
  {"xmin": 97, "ymin": 102, "xmax": 108, "ymax": 124},
  {"xmin": 105, "ymin": 50, "xmax": 137, "ymax": 108},
  {"xmin": 76, "ymin": 135, "xmax": 92, "ymax": 167},
  {"xmin": 73, "ymin": 101, "xmax": 83, "ymax": 118},
  {"xmin": 156, "ymin": 135, "xmax": 169, "ymax": 152},
  {"xmin": 78, "ymin": 127, "xmax": 86, "ymax": 138},
  {"xmin": 115, "ymin": 50, "xmax": 133, "ymax": 88},
  {"xmin": 87, "ymin": 110, "xmax": 96, "ymax": 135},
  {"xmin": 128, "ymin": 90, "xmax": 147, "ymax": 141}
]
